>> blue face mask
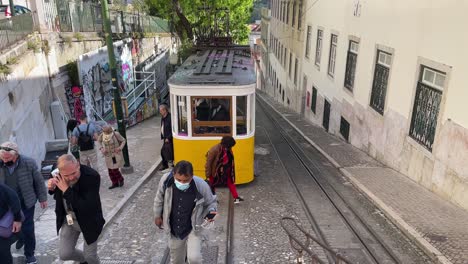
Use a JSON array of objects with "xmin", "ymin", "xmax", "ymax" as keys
[{"xmin": 174, "ymin": 179, "xmax": 191, "ymax": 191}]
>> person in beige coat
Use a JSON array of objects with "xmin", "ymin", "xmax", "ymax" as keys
[{"xmin": 98, "ymin": 126, "xmax": 126, "ymax": 189}]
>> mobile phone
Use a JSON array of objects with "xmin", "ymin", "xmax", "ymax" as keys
[
  {"xmin": 205, "ymin": 213, "xmax": 216, "ymax": 220},
  {"xmin": 51, "ymin": 168, "xmax": 60, "ymax": 178}
]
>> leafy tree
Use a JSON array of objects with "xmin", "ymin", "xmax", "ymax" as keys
[{"xmin": 145, "ymin": 0, "xmax": 253, "ymax": 44}]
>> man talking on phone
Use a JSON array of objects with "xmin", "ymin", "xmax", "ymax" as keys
[
  {"xmin": 154, "ymin": 160, "xmax": 217, "ymax": 264},
  {"xmin": 47, "ymin": 154, "xmax": 105, "ymax": 264}
]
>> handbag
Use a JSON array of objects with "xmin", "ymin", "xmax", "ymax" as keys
[{"xmin": 0, "ymin": 209, "xmax": 14, "ymax": 238}]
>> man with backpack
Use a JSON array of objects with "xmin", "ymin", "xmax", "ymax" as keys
[{"xmin": 72, "ymin": 114, "xmax": 99, "ymax": 169}]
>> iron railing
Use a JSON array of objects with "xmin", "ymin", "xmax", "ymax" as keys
[
  {"xmin": 52, "ymin": 0, "xmax": 169, "ymax": 34},
  {"xmin": 0, "ymin": 13, "xmax": 34, "ymax": 51}
]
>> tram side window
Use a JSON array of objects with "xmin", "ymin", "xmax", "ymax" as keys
[
  {"xmin": 192, "ymin": 97, "xmax": 231, "ymax": 136},
  {"xmin": 237, "ymin": 96, "xmax": 247, "ymax": 135},
  {"xmin": 177, "ymin": 96, "xmax": 188, "ymax": 135},
  {"xmin": 250, "ymin": 94, "xmax": 255, "ymax": 133}
]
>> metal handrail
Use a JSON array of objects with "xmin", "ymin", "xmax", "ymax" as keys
[{"xmin": 281, "ymin": 217, "xmax": 353, "ymax": 264}]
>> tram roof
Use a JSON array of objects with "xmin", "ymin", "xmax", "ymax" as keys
[{"xmin": 168, "ymin": 46, "xmax": 256, "ymax": 87}]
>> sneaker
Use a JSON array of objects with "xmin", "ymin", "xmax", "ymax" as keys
[
  {"xmin": 158, "ymin": 166, "xmax": 169, "ymax": 171},
  {"xmin": 15, "ymin": 239, "xmax": 24, "ymax": 249},
  {"xmin": 26, "ymin": 256, "xmax": 37, "ymax": 264},
  {"xmin": 234, "ymin": 197, "xmax": 244, "ymax": 204}
]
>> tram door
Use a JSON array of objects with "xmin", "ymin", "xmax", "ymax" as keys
[{"xmin": 323, "ymin": 99, "xmax": 330, "ymax": 132}]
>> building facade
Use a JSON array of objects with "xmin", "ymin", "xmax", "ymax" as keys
[{"xmin": 263, "ymin": 0, "xmax": 468, "ymax": 210}]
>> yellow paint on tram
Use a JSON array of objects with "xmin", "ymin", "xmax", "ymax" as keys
[{"xmin": 173, "ymin": 136, "xmax": 255, "ymax": 184}]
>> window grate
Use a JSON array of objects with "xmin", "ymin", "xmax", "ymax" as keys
[
  {"xmin": 311, "ymin": 87, "xmax": 317, "ymax": 113},
  {"xmin": 344, "ymin": 41, "xmax": 358, "ymax": 90},
  {"xmin": 370, "ymin": 58, "xmax": 390, "ymax": 115},
  {"xmin": 409, "ymin": 81, "xmax": 442, "ymax": 151}
]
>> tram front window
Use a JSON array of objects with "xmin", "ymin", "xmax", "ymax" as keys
[{"xmin": 192, "ymin": 97, "xmax": 231, "ymax": 136}]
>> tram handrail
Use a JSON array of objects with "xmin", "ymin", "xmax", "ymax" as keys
[{"xmin": 281, "ymin": 217, "xmax": 353, "ymax": 264}]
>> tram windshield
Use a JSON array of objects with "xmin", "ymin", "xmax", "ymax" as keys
[{"xmin": 192, "ymin": 97, "xmax": 231, "ymax": 136}]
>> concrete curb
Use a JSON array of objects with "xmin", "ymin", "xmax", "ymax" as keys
[
  {"xmin": 256, "ymin": 92, "xmax": 452, "ymax": 264},
  {"xmin": 340, "ymin": 169, "xmax": 452, "ymax": 264}
]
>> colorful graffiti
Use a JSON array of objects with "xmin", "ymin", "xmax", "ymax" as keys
[
  {"xmin": 127, "ymin": 93, "xmax": 159, "ymax": 127},
  {"xmin": 79, "ymin": 40, "xmax": 134, "ymax": 122},
  {"xmin": 65, "ymin": 85, "xmax": 86, "ymax": 121}
]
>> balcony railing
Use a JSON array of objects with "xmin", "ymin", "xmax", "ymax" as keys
[{"xmin": 0, "ymin": 13, "xmax": 34, "ymax": 51}]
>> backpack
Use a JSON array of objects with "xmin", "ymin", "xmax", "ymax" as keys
[{"xmin": 77, "ymin": 125, "xmax": 94, "ymax": 151}]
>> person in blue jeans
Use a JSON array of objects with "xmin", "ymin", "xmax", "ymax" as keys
[
  {"xmin": 0, "ymin": 142, "xmax": 48, "ymax": 264},
  {"xmin": 0, "ymin": 183, "xmax": 23, "ymax": 264}
]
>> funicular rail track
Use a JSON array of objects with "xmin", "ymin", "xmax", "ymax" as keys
[{"xmin": 257, "ymin": 98, "xmax": 400, "ymax": 264}]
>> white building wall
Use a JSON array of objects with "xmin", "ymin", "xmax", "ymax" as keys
[{"xmin": 299, "ymin": 0, "xmax": 468, "ymax": 209}]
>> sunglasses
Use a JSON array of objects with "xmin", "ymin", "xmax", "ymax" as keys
[{"xmin": 0, "ymin": 147, "xmax": 14, "ymax": 152}]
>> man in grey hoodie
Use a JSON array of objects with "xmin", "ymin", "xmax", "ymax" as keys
[{"xmin": 154, "ymin": 160, "xmax": 217, "ymax": 264}]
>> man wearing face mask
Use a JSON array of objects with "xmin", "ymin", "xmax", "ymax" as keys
[
  {"xmin": 0, "ymin": 141, "xmax": 47, "ymax": 264},
  {"xmin": 48, "ymin": 154, "xmax": 105, "ymax": 264},
  {"xmin": 154, "ymin": 160, "xmax": 217, "ymax": 264}
]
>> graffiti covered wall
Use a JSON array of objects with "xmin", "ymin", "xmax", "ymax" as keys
[{"xmin": 78, "ymin": 39, "xmax": 134, "ymax": 122}]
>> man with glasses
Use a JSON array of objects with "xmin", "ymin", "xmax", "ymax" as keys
[
  {"xmin": 0, "ymin": 141, "xmax": 47, "ymax": 264},
  {"xmin": 48, "ymin": 154, "xmax": 105, "ymax": 264}
]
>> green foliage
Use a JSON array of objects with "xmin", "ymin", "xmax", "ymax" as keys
[
  {"xmin": 64, "ymin": 36, "xmax": 73, "ymax": 47},
  {"xmin": 27, "ymin": 39, "xmax": 40, "ymax": 52},
  {"xmin": 145, "ymin": 0, "xmax": 254, "ymax": 44},
  {"xmin": 66, "ymin": 61, "xmax": 80, "ymax": 86},
  {"xmin": 74, "ymin": 32, "xmax": 84, "ymax": 42},
  {"xmin": 0, "ymin": 63, "xmax": 12, "ymax": 75},
  {"xmin": 6, "ymin": 56, "xmax": 18, "ymax": 65}
]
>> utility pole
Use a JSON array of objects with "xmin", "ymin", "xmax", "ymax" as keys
[
  {"xmin": 9, "ymin": 0, "xmax": 15, "ymax": 16},
  {"xmin": 100, "ymin": 0, "xmax": 133, "ymax": 173}
]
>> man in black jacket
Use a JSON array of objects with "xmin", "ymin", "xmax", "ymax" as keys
[
  {"xmin": 47, "ymin": 154, "xmax": 105, "ymax": 264},
  {"xmin": 160, "ymin": 104, "xmax": 174, "ymax": 171}
]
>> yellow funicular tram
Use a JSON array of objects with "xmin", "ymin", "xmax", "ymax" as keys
[{"xmin": 168, "ymin": 46, "xmax": 256, "ymax": 184}]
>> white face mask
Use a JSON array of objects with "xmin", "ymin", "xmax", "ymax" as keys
[{"xmin": 174, "ymin": 179, "xmax": 191, "ymax": 191}]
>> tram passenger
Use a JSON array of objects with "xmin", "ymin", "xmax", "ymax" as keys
[
  {"xmin": 195, "ymin": 99, "xmax": 210, "ymax": 121},
  {"xmin": 205, "ymin": 136, "xmax": 244, "ymax": 204},
  {"xmin": 209, "ymin": 99, "xmax": 229, "ymax": 121},
  {"xmin": 154, "ymin": 161, "xmax": 217, "ymax": 264},
  {"xmin": 159, "ymin": 104, "xmax": 174, "ymax": 171}
]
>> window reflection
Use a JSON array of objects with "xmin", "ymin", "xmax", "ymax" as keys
[
  {"xmin": 237, "ymin": 96, "xmax": 247, "ymax": 135},
  {"xmin": 177, "ymin": 96, "xmax": 188, "ymax": 135}
]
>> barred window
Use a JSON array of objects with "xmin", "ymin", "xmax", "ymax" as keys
[
  {"xmin": 297, "ymin": 1, "xmax": 302, "ymax": 29},
  {"xmin": 311, "ymin": 87, "xmax": 317, "ymax": 113},
  {"xmin": 409, "ymin": 67, "xmax": 445, "ymax": 151},
  {"xmin": 292, "ymin": 2, "xmax": 296, "ymax": 27},
  {"xmin": 294, "ymin": 58, "xmax": 298, "ymax": 85},
  {"xmin": 328, "ymin": 34, "xmax": 338, "ymax": 77},
  {"xmin": 344, "ymin": 41, "xmax": 359, "ymax": 90},
  {"xmin": 289, "ymin": 52, "xmax": 293, "ymax": 78},
  {"xmin": 315, "ymin": 29, "xmax": 323, "ymax": 66},
  {"xmin": 305, "ymin": 26, "xmax": 312, "ymax": 58},
  {"xmin": 370, "ymin": 50, "xmax": 392, "ymax": 115}
]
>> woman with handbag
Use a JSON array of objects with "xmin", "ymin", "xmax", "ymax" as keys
[
  {"xmin": 0, "ymin": 183, "xmax": 23, "ymax": 264},
  {"xmin": 98, "ymin": 125, "xmax": 126, "ymax": 189}
]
